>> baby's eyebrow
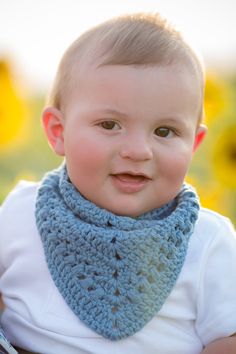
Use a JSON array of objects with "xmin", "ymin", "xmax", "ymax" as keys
[
  {"xmin": 98, "ymin": 108, "xmax": 128, "ymax": 117},
  {"xmin": 155, "ymin": 116, "xmax": 191, "ymax": 127}
]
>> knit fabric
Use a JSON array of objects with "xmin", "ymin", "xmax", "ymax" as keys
[{"xmin": 35, "ymin": 165, "xmax": 200, "ymax": 340}]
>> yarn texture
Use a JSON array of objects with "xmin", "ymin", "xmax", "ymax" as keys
[{"xmin": 35, "ymin": 165, "xmax": 199, "ymax": 340}]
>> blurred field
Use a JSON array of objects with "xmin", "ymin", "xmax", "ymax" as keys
[
  {"xmin": 0, "ymin": 58, "xmax": 236, "ymax": 225},
  {"xmin": 0, "ymin": 59, "xmax": 62, "ymax": 202}
]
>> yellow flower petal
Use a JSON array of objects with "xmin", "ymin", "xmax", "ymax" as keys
[
  {"xmin": 204, "ymin": 73, "xmax": 231, "ymax": 125},
  {"xmin": 0, "ymin": 60, "xmax": 29, "ymax": 152},
  {"xmin": 212, "ymin": 125, "xmax": 236, "ymax": 189}
]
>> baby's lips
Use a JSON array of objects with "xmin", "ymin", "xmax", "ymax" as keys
[{"xmin": 113, "ymin": 173, "xmax": 149, "ymax": 183}]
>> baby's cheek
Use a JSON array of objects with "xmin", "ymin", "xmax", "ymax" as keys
[
  {"xmin": 78, "ymin": 144, "xmax": 107, "ymax": 172},
  {"xmin": 69, "ymin": 133, "xmax": 96, "ymax": 156},
  {"xmin": 166, "ymin": 150, "xmax": 192, "ymax": 179}
]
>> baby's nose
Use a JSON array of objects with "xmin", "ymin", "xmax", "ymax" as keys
[{"xmin": 119, "ymin": 135, "xmax": 153, "ymax": 161}]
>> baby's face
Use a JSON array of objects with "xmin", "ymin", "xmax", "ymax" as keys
[{"xmin": 59, "ymin": 64, "xmax": 203, "ymax": 216}]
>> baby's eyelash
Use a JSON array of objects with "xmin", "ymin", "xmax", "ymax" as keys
[
  {"xmin": 154, "ymin": 127, "xmax": 178, "ymax": 138},
  {"xmin": 98, "ymin": 120, "xmax": 121, "ymax": 130}
]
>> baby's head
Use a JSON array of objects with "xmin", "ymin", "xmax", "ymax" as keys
[
  {"xmin": 48, "ymin": 13, "xmax": 204, "ymax": 115},
  {"xmin": 43, "ymin": 13, "xmax": 207, "ymax": 217}
]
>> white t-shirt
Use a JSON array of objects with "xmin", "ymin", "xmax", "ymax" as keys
[{"xmin": 0, "ymin": 181, "xmax": 236, "ymax": 354}]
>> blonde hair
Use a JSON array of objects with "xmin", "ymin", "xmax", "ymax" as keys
[{"xmin": 48, "ymin": 13, "xmax": 205, "ymax": 118}]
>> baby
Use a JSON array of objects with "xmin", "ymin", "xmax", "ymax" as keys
[{"xmin": 0, "ymin": 12, "xmax": 236, "ymax": 354}]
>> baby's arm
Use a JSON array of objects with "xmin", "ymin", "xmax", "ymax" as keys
[{"xmin": 201, "ymin": 333, "xmax": 236, "ymax": 353}]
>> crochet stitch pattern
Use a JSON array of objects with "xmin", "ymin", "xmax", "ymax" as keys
[{"xmin": 35, "ymin": 165, "xmax": 200, "ymax": 340}]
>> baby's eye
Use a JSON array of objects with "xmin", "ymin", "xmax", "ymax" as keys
[
  {"xmin": 99, "ymin": 121, "xmax": 120, "ymax": 130},
  {"xmin": 154, "ymin": 127, "xmax": 175, "ymax": 138}
]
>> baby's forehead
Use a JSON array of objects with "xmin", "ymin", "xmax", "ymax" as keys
[
  {"xmin": 65, "ymin": 62, "xmax": 202, "ymax": 122},
  {"xmin": 70, "ymin": 58, "xmax": 202, "ymax": 94}
]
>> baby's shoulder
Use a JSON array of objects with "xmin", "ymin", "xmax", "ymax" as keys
[
  {"xmin": 194, "ymin": 207, "xmax": 236, "ymax": 243},
  {"xmin": 0, "ymin": 181, "xmax": 39, "ymax": 255},
  {"xmin": 0, "ymin": 180, "xmax": 39, "ymax": 215},
  {"xmin": 198, "ymin": 207, "xmax": 234, "ymax": 229}
]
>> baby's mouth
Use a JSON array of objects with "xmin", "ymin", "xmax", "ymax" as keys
[
  {"xmin": 112, "ymin": 173, "xmax": 149, "ymax": 183},
  {"xmin": 110, "ymin": 173, "xmax": 151, "ymax": 193}
]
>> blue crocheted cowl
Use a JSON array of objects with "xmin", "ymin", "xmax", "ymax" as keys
[{"xmin": 35, "ymin": 165, "xmax": 199, "ymax": 340}]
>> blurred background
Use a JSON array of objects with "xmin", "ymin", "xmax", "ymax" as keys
[{"xmin": 0, "ymin": 0, "xmax": 236, "ymax": 225}]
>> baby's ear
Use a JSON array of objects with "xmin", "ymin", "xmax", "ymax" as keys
[
  {"xmin": 193, "ymin": 124, "xmax": 207, "ymax": 152},
  {"xmin": 42, "ymin": 107, "xmax": 65, "ymax": 156}
]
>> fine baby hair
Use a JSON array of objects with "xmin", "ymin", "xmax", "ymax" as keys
[{"xmin": 48, "ymin": 12, "xmax": 204, "ymax": 119}]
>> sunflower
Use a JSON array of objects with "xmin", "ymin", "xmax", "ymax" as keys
[
  {"xmin": 212, "ymin": 124, "xmax": 236, "ymax": 189},
  {"xmin": 204, "ymin": 73, "xmax": 231, "ymax": 125},
  {"xmin": 0, "ymin": 60, "xmax": 29, "ymax": 152}
]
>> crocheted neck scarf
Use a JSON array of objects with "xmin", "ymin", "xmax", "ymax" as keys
[{"xmin": 35, "ymin": 165, "xmax": 199, "ymax": 340}]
